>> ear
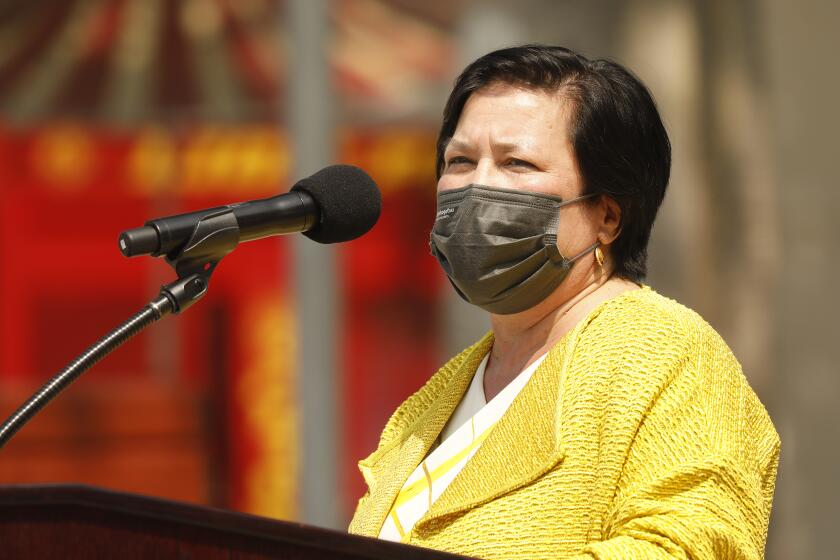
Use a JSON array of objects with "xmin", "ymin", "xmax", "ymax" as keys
[{"xmin": 596, "ymin": 195, "xmax": 622, "ymax": 245}]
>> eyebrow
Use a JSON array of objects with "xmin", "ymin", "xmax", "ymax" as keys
[
  {"xmin": 442, "ymin": 138, "xmax": 468, "ymax": 153},
  {"xmin": 444, "ymin": 138, "xmax": 530, "ymax": 154}
]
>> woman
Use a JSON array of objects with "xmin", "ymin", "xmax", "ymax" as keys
[{"xmin": 349, "ymin": 45, "xmax": 779, "ymax": 560}]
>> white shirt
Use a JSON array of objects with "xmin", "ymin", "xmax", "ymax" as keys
[{"xmin": 378, "ymin": 350, "xmax": 548, "ymax": 542}]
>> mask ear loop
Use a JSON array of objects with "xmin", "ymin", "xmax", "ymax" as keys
[
  {"xmin": 556, "ymin": 192, "xmax": 601, "ymax": 265},
  {"xmin": 556, "ymin": 192, "xmax": 599, "ymax": 208},
  {"xmin": 565, "ymin": 240, "xmax": 600, "ymax": 265}
]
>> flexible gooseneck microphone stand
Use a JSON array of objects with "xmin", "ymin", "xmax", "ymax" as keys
[{"xmin": 0, "ymin": 208, "xmax": 241, "ymax": 449}]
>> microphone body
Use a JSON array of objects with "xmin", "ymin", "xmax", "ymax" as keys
[
  {"xmin": 120, "ymin": 191, "xmax": 318, "ymax": 257},
  {"xmin": 119, "ymin": 164, "xmax": 380, "ymax": 257}
]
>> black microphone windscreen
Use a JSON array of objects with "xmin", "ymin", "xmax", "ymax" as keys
[{"xmin": 291, "ymin": 165, "xmax": 381, "ymax": 244}]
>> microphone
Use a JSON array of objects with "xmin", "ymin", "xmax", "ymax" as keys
[{"xmin": 119, "ymin": 164, "xmax": 381, "ymax": 257}]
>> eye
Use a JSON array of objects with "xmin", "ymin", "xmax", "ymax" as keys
[
  {"xmin": 445, "ymin": 156, "xmax": 473, "ymax": 169},
  {"xmin": 506, "ymin": 158, "xmax": 537, "ymax": 169}
]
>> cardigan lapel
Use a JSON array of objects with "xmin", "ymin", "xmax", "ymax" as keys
[
  {"xmin": 413, "ymin": 339, "xmax": 571, "ymax": 532},
  {"xmin": 353, "ymin": 334, "xmax": 495, "ymax": 537}
]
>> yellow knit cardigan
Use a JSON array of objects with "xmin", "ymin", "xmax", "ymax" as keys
[{"xmin": 349, "ymin": 287, "xmax": 780, "ymax": 559}]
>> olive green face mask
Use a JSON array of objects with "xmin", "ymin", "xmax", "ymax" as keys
[{"xmin": 429, "ymin": 184, "xmax": 598, "ymax": 315}]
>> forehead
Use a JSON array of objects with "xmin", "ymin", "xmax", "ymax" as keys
[{"xmin": 448, "ymin": 82, "xmax": 574, "ymax": 149}]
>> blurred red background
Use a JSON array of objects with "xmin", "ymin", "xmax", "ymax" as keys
[{"xmin": 0, "ymin": 0, "xmax": 457, "ymax": 522}]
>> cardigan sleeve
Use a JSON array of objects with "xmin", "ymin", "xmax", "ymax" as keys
[{"xmin": 570, "ymin": 328, "xmax": 780, "ymax": 560}]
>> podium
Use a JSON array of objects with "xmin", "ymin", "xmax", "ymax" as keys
[{"xmin": 0, "ymin": 484, "xmax": 471, "ymax": 559}]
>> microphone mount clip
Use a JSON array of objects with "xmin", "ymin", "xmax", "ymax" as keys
[{"xmin": 159, "ymin": 208, "xmax": 240, "ymax": 314}]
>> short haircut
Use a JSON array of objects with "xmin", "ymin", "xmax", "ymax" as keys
[{"xmin": 437, "ymin": 45, "xmax": 671, "ymax": 282}]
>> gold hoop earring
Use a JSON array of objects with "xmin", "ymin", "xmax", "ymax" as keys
[{"xmin": 594, "ymin": 246, "xmax": 605, "ymax": 272}]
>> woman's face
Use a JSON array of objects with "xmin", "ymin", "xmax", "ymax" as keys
[
  {"xmin": 438, "ymin": 81, "xmax": 602, "ymax": 273},
  {"xmin": 439, "ymin": 82, "xmax": 582, "ymax": 197}
]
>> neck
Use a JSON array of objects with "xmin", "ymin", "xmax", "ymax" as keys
[
  {"xmin": 491, "ymin": 279, "xmax": 601, "ymax": 359},
  {"xmin": 488, "ymin": 274, "xmax": 639, "ymax": 373}
]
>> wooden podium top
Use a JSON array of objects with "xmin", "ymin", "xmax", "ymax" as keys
[{"xmin": 0, "ymin": 484, "xmax": 472, "ymax": 560}]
